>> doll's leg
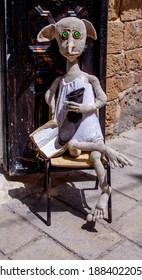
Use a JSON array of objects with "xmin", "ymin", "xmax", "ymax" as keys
[
  {"xmin": 68, "ymin": 139, "xmax": 133, "ymax": 168},
  {"xmin": 87, "ymin": 151, "xmax": 111, "ymax": 221}
]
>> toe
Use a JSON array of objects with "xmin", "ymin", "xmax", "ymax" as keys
[
  {"xmin": 90, "ymin": 207, "xmax": 96, "ymax": 215},
  {"xmin": 94, "ymin": 209, "xmax": 100, "ymax": 220},
  {"xmin": 87, "ymin": 213, "xmax": 93, "ymax": 222},
  {"xmin": 99, "ymin": 210, "xmax": 104, "ymax": 219}
]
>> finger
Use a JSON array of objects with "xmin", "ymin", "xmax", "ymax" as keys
[
  {"xmin": 90, "ymin": 207, "xmax": 96, "ymax": 215},
  {"xmin": 99, "ymin": 210, "xmax": 104, "ymax": 219},
  {"xmin": 94, "ymin": 209, "xmax": 99, "ymax": 219},
  {"xmin": 92, "ymin": 215, "xmax": 96, "ymax": 222},
  {"xmin": 119, "ymin": 154, "xmax": 134, "ymax": 166},
  {"xmin": 117, "ymin": 155, "xmax": 129, "ymax": 166},
  {"xmin": 65, "ymin": 108, "xmax": 80, "ymax": 112},
  {"xmin": 67, "ymin": 105, "xmax": 79, "ymax": 109},
  {"xmin": 112, "ymin": 160, "xmax": 119, "ymax": 167},
  {"xmin": 64, "ymin": 101, "xmax": 78, "ymax": 105}
]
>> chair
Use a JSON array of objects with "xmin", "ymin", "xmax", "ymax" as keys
[{"xmin": 44, "ymin": 149, "xmax": 112, "ymax": 226}]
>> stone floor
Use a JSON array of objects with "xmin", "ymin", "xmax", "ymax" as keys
[{"xmin": 0, "ymin": 123, "xmax": 142, "ymax": 260}]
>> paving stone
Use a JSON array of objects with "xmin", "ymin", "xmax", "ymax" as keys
[
  {"xmin": 0, "ymin": 207, "xmax": 42, "ymax": 254},
  {"xmin": 0, "ymin": 253, "xmax": 9, "ymax": 260},
  {"xmin": 101, "ymin": 239, "xmax": 142, "ymax": 260},
  {"xmin": 110, "ymin": 205, "xmax": 142, "ymax": 247},
  {"xmin": 106, "ymin": 137, "xmax": 142, "ymax": 159},
  {"xmin": 45, "ymin": 211, "xmax": 122, "ymax": 260},
  {"xmin": 49, "ymin": 173, "xmax": 137, "ymax": 222},
  {"xmin": 121, "ymin": 128, "xmax": 142, "ymax": 143},
  {"xmin": 111, "ymin": 157, "xmax": 142, "ymax": 201},
  {"xmin": 11, "ymin": 236, "xmax": 80, "ymax": 260},
  {"xmin": 6, "ymin": 192, "xmax": 123, "ymax": 260}
]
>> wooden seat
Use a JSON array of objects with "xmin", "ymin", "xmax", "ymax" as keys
[{"xmin": 51, "ymin": 152, "xmax": 93, "ymax": 168}]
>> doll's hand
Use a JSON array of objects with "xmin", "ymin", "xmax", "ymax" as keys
[{"xmin": 64, "ymin": 101, "xmax": 96, "ymax": 114}]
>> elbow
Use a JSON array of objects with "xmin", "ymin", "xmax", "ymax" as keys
[
  {"xmin": 103, "ymin": 94, "xmax": 107, "ymax": 105},
  {"xmin": 45, "ymin": 90, "xmax": 50, "ymax": 105}
]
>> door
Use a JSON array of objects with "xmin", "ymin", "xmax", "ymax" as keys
[{"xmin": 1, "ymin": 0, "xmax": 108, "ymax": 175}]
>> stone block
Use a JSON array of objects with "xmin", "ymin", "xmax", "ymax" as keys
[
  {"xmin": 105, "ymin": 101, "xmax": 120, "ymax": 137},
  {"xmin": 45, "ymin": 210, "xmax": 122, "ymax": 260},
  {"xmin": 0, "ymin": 207, "xmax": 41, "ymax": 255},
  {"xmin": 108, "ymin": 0, "xmax": 121, "ymax": 21},
  {"xmin": 101, "ymin": 239, "xmax": 142, "ymax": 259},
  {"xmin": 111, "ymin": 205, "xmax": 142, "ymax": 247},
  {"xmin": 107, "ymin": 53, "xmax": 126, "ymax": 77},
  {"xmin": 107, "ymin": 21, "xmax": 123, "ymax": 54},
  {"xmin": 106, "ymin": 76, "xmax": 119, "ymax": 100},
  {"xmin": 120, "ymin": 0, "xmax": 142, "ymax": 22},
  {"xmin": 115, "ymin": 73, "xmax": 135, "ymax": 92},
  {"xmin": 107, "ymin": 135, "xmax": 142, "ymax": 159},
  {"xmin": 0, "ymin": 253, "xmax": 8, "ymax": 260},
  {"xmin": 106, "ymin": 101, "xmax": 117, "ymax": 125},
  {"xmin": 114, "ymin": 91, "xmax": 142, "ymax": 133},
  {"xmin": 11, "ymin": 236, "xmax": 79, "ymax": 260},
  {"xmin": 125, "ymin": 48, "xmax": 142, "ymax": 71},
  {"xmin": 135, "ymin": 71, "xmax": 142, "ymax": 86},
  {"xmin": 111, "ymin": 159, "xmax": 142, "ymax": 201},
  {"xmin": 123, "ymin": 20, "xmax": 142, "ymax": 50}
]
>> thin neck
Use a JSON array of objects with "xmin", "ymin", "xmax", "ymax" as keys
[
  {"xmin": 65, "ymin": 59, "xmax": 81, "ymax": 81},
  {"xmin": 66, "ymin": 59, "xmax": 80, "ymax": 73}
]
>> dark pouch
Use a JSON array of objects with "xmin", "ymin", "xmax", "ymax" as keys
[{"xmin": 58, "ymin": 87, "xmax": 85, "ymax": 145}]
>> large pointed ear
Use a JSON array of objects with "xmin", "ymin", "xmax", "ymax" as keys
[
  {"xmin": 37, "ymin": 24, "xmax": 55, "ymax": 42},
  {"xmin": 82, "ymin": 19, "xmax": 97, "ymax": 40}
]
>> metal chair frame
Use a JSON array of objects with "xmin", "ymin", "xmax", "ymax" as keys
[{"xmin": 44, "ymin": 154, "xmax": 112, "ymax": 226}]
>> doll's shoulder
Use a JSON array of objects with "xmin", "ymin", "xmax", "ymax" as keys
[
  {"xmin": 82, "ymin": 72, "xmax": 99, "ymax": 84},
  {"xmin": 54, "ymin": 76, "xmax": 63, "ymax": 84}
]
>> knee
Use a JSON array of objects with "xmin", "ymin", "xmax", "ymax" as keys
[
  {"xmin": 90, "ymin": 151, "xmax": 101, "ymax": 163},
  {"xmin": 69, "ymin": 148, "xmax": 81, "ymax": 157},
  {"xmin": 68, "ymin": 139, "xmax": 78, "ymax": 150}
]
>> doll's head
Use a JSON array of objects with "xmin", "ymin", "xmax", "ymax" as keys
[{"xmin": 37, "ymin": 17, "xmax": 97, "ymax": 62}]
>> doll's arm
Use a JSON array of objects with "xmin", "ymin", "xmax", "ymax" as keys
[
  {"xmin": 45, "ymin": 76, "xmax": 62, "ymax": 118},
  {"xmin": 64, "ymin": 74, "xmax": 107, "ymax": 114},
  {"xmin": 87, "ymin": 74, "xmax": 107, "ymax": 109}
]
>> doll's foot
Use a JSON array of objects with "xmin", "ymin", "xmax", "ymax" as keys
[
  {"xmin": 105, "ymin": 146, "xmax": 134, "ymax": 168},
  {"xmin": 87, "ymin": 186, "xmax": 111, "ymax": 221}
]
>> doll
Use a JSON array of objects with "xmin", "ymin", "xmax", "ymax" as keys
[{"xmin": 37, "ymin": 17, "xmax": 133, "ymax": 221}]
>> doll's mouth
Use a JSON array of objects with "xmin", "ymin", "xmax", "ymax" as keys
[{"xmin": 67, "ymin": 51, "xmax": 80, "ymax": 55}]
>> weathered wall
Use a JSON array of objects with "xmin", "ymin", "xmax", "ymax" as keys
[{"xmin": 106, "ymin": 0, "xmax": 142, "ymax": 137}]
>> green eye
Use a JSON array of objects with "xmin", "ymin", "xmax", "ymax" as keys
[
  {"xmin": 61, "ymin": 31, "xmax": 68, "ymax": 40},
  {"xmin": 73, "ymin": 31, "xmax": 81, "ymax": 39}
]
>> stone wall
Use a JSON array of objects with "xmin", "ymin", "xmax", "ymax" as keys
[{"xmin": 106, "ymin": 0, "xmax": 142, "ymax": 137}]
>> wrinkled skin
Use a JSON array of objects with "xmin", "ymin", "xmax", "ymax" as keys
[{"xmin": 37, "ymin": 17, "xmax": 133, "ymax": 222}]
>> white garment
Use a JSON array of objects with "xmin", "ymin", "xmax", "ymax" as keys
[{"xmin": 54, "ymin": 74, "xmax": 103, "ymax": 143}]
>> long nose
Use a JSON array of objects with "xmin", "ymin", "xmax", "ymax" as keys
[{"xmin": 67, "ymin": 34, "xmax": 75, "ymax": 54}]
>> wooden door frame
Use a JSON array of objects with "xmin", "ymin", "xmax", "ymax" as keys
[{"xmin": 1, "ymin": 0, "xmax": 108, "ymax": 175}]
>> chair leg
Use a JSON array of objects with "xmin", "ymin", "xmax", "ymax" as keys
[
  {"xmin": 47, "ymin": 162, "xmax": 51, "ymax": 226},
  {"xmin": 47, "ymin": 196, "xmax": 51, "ymax": 226},
  {"xmin": 44, "ymin": 160, "xmax": 48, "ymax": 192},
  {"xmin": 108, "ymin": 193, "xmax": 112, "ymax": 223},
  {"xmin": 95, "ymin": 176, "xmax": 99, "ymax": 189}
]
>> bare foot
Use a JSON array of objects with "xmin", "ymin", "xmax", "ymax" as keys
[
  {"xmin": 87, "ymin": 187, "xmax": 111, "ymax": 221},
  {"xmin": 105, "ymin": 146, "xmax": 134, "ymax": 168}
]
